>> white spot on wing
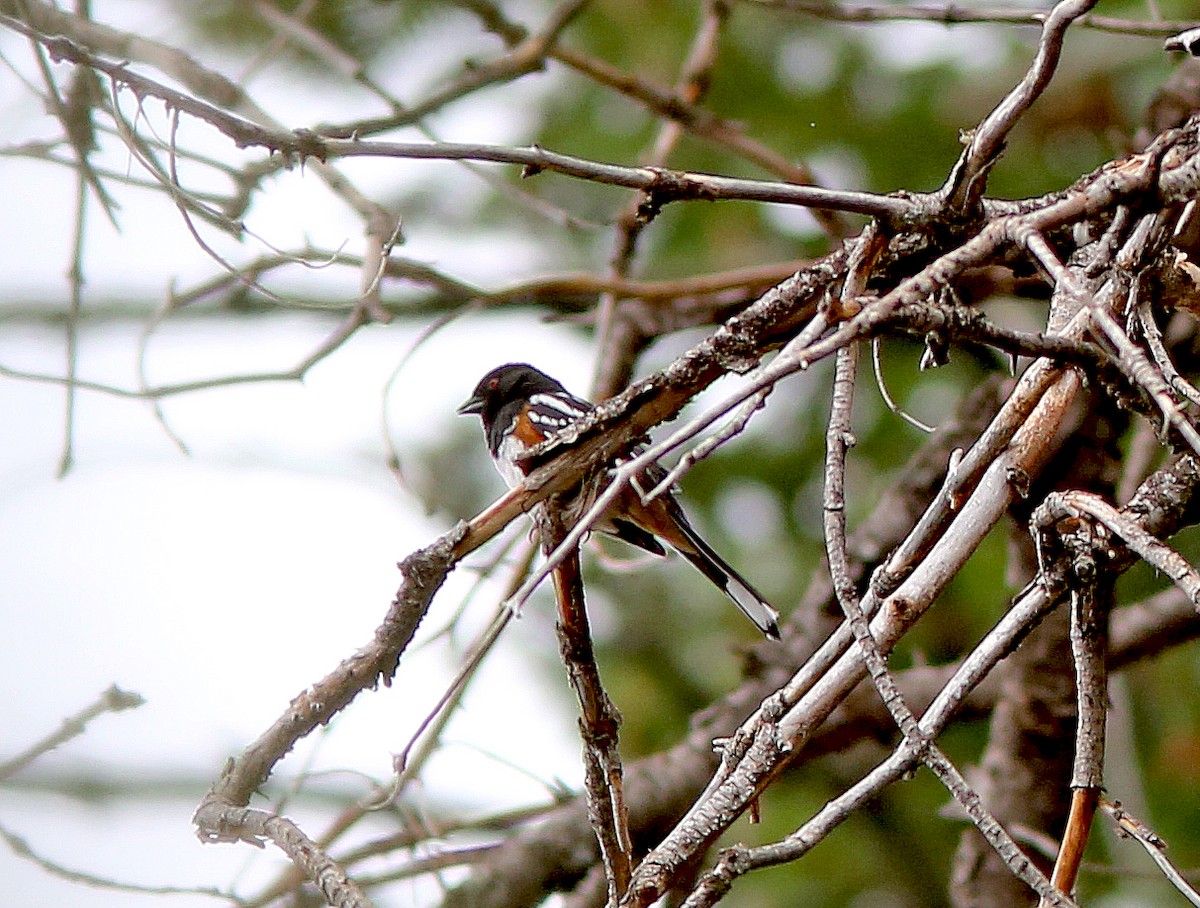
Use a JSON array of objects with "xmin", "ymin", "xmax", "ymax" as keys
[
  {"xmin": 529, "ymin": 392, "xmax": 589, "ymax": 420},
  {"xmin": 529, "ymin": 410, "xmax": 569, "ymax": 427}
]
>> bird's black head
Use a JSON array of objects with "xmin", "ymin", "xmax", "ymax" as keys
[{"xmin": 457, "ymin": 363, "xmax": 566, "ymax": 424}]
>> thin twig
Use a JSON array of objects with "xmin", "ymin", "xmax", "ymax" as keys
[
  {"xmin": 943, "ymin": 0, "xmax": 1101, "ymax": 211},
  {"xmin": 1100, "ymin": 800, "xmax": 1200, "ymax": 907},
  {"xmin": 744, "ymin": 0, "xmax": 1191, "ymax": 38},
  {"xmin": 0, "ymin": 685, "xmax": 144, "ymax": 781},
  {"xmin": 871, "ymin": 336, "xmax": 936, "ymax": 434},
  {"xmin": 0, "ymin": 818, "xmax": 242, "ymax": 903}
]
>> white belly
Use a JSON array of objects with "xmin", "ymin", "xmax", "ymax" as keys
[{"xmin": 496, "ymin": 429, "xmax": 527, "ymax": 489}]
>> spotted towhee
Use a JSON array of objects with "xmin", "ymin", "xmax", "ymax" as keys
[{"xmin": 458, "ymin": 363, "xmax": 780, "ymax": 639}]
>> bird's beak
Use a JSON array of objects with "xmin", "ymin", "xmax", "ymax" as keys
[{"xmin": 457, "ymin": 393, "xmax": 484, "ymax": 416}]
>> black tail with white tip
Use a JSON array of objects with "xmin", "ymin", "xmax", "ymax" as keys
[{"xmin": 673, "ymin": 518, "xmax": 780, "ymax": 639}]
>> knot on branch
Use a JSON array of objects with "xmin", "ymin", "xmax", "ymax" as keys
[
  {"xmin": 286, "ymin": 128, "xmax": 330, "ymax": 164},
  {"xmin": 1031, "ymin": 498, "xmax": 1101, "ymax": 585},
  {"xmin": 713, "ymin": 844, "xmax": 754, "ymax": 877},
  {"xmin": 193, "ymin": 800, "xmax": 268, "ymax": 848},
  {"xmin": 636, "ymin": 168, "xmax": 717, "ymax": 224}
]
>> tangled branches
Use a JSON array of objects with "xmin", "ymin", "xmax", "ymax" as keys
[{"xmin": 7, "ymin": 0, "xmax": 1200, "ymax": 906}]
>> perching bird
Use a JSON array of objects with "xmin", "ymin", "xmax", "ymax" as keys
[{"xmin": 458, "ymin": 363, "xmax": 780, "ymax": 638}]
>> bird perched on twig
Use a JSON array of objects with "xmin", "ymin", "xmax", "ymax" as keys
[{"xmin": 458, "ymin": 363, "xmax": 780, "ymax": 639}]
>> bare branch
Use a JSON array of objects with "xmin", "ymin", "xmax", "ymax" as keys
[
  {"xmin": 0, "ymin": 686, "xmax": 144, "ymax": 781},
  {"xmin": 744, "ymin": 0, "xmax": 1192, "ymax": 38}
]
